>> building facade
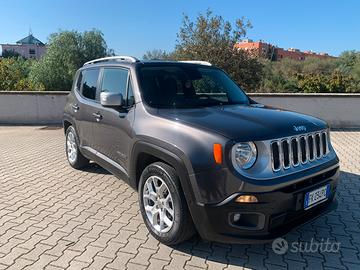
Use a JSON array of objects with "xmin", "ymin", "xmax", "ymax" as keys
[
  {"xmin": 1, "ymin": 33, "xmax": 46, "ymax": 59},
  {"xmin": 235, "ymin": 39, "xmax": 333, "ymax": 61}
]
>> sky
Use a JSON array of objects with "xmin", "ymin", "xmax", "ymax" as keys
[{"xmin": 0, "ymin": 0, "xmax": 359, "ymax": 58}]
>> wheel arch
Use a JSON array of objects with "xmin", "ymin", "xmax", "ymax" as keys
[
  {"xmin": 62, "ymin": 116, "xmax": 83, "ymax": 151},
  {"xmin": 62, "ymin": 114, "xmax": 76, "ymax": 133},
  {"xmin": 129, "ymin": 140, "xmax": 198, "ymax": 207},
  {"xmin": 63, "ymin": 119, "xmax": 72, "ymax": 134}
]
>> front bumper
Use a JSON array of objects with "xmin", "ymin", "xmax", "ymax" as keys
[{"xmin": 191, "ymin": 165, "xmax": 340, "ymax": 244}]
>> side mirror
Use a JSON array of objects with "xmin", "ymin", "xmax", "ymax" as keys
[{"xmin": 100, "ymin": 92, "xmax": 124, "ymax": 107}]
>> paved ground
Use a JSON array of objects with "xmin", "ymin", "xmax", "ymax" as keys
[{"xmin": 0, "ymin": 126, "xmax": 359, "ymax": 270}]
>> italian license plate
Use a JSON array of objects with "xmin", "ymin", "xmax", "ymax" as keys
[{"xmin": 304, "ymin": 184, "xmax": 330, "ymax": 210}]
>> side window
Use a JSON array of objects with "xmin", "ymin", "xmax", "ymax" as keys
[
  {"xmin": 82, "ymin": 69, "xmax": 99, "ymax": 100},
  {"xmin": 100, "ymin": 68, "xmax": 128, "ymax": 98},
  {"xmin": 127, "ymin": 80, "xmax": 135, "ymax": 107}
]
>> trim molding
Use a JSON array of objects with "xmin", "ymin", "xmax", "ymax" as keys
[{"xmin": 82, "ymin": 146, "xmax": 129, "ymax": 177}]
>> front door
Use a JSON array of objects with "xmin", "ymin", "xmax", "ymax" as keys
[
  {"xmin": 74, "ymin": 68, "xmax": 100, "ymax": 148},
  {"xmin": 92, "ymin": 67, "xmax": 135, "ymax": 172}
]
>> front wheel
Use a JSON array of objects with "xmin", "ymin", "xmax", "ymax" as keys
[{"xmin": 138, "ymin": 162, "xmax": 195, "ymax": 245}]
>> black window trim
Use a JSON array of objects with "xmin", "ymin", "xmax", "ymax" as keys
[
  {"xmin": 73, "ymin": 70, "xmax": 82, "ymax": 93},
  {"xmin": 98, "ymin": 66, "xmax": 134, "ymax": 108},
  {"xmin": 126, "ymin": 76, "xmax": 135, "ymax": 108},
  {"xmin": 78, "ymin": 67, "xmax": 101, "ymax": 103}
]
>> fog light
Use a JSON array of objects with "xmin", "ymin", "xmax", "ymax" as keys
[
  {"xmin": 235, "ymin": 195, "xmax": 258, "ymax": 203},
  {"xmin": 233, "ymin": 213, "xmax": 241, "ymax": 222}
]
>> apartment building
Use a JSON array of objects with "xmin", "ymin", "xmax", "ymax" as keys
[{"xmin": 235, "ymin": 39, "xmax": 333, "ymax": 61}]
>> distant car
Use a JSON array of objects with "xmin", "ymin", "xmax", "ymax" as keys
[{"xmin": 63, "ymin": 56, "xmax": 340, "ymax": 245}]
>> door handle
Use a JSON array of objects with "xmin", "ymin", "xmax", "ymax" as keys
[
  {"xmin": 71, "ymin": 104, "xmax": 80, "ymax": 111},
  {"xmin": 92, "ymin": 112, "xmax": 103, "ymax": 122}
]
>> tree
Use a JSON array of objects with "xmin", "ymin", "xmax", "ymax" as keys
[
  {"xmin": 1, "ymin": 49, "xmax": 22, "ymax": 59},
  {"xmin": 0, "ymin": 58, "xmax": 44, "ymax": 90},
  {"xmin": 297, "ymin": 73, "xmax": 328, "ymax": 93},
  {"xmin": 143, "ymin": 49, "xmax": 170, "ymax": 60},
  {"xmin": 171, "ymin": 10, "xmax": 263, "ymax": 91},
  {"xmin": 337, "ymin": 51, "xmax": 360, "ymax": 84},
  {"xmin": 259, "ymin": 59, "xmax": 299, "ymax": 93},
  {"xmin": 327, "ymin": 71, "xmax": 356, "ymax": 93},
  {"xmin": 258, "ymin": 56, "xmax": 360, "ymax": 93},
  {"xmin": 29, "ymin": 29, "xmax": 112, "ymax": 90},
  {"xmin": 337, "ymin": 51, "xmax": 360, "ymax": 72}
]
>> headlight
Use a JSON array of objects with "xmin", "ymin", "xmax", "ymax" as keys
[{"xmin": 232, "ymin": 142, "xmax": 257, "ymax": 170}]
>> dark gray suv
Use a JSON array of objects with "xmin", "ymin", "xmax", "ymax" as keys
[{"xmin": 63, "ymin": 56, "xmax": 340, "ymax": 245}]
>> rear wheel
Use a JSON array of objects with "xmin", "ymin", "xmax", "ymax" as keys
[
  {"xmin": 65, "ymin": 126, "xmax": 89, "ymax": 169},
  {"xmin": 138, "ymin": 162, "xmax": 195, "ymax": 245}
]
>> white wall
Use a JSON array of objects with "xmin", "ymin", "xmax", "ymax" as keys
[
  {"xmin": 0, "ymin": 92, "xmax": 68, "ymax": 124},
  {"xmin": 0, "ymin": 92, "xmax": 359, "ymax": 128},
  {"xmin": 249, "ymin": 93, "xmax": 360, "ymax": 128}
]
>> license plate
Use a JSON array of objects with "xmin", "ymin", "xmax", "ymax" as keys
[{"xmin": 304, "ymin": 184, "xmax": 330, "ymax": 210}]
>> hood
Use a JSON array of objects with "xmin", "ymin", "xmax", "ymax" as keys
[{"xmin": 157, "ymin": 104, "xmax": 327, "ymax": 141}]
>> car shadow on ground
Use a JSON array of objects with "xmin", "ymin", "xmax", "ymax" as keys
[
  {"xmin": 170, "ymin": 170, "xmax": 360, "ymax": 269},
  {"xmin": 81, "ymin": 162, "xmax": 112, "ymax": 175}
]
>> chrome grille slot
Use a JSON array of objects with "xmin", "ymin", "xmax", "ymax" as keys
[
  {"xmin": 315, "ymin": 133, "xmax": 321, "ymax": 158},
  {"xmin": 281, "ymin": 140, "xmax": 290, "ymax": 169},
  {"xmin": 270, "ymin": 130, "xmax": 329, "ymax": 172},
  {"xmin": 321, "ymin": 132, "xmax": 328, "ymax": 155},
  {"xmin": 308, "ymin": 134, "xmax": 315, "ymax": 161},
  {"xmin": 291, "ymin": 138, "xmax": 299, "ymax": 166},
  {"xmin": 271, "ymin": 142, "xmax": 280, "ymax": 171},
  {"xmin": 300, "ymin": 137, "xmax": 307, "ymax": 163}
]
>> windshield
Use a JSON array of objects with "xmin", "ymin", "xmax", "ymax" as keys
[{"xmin": 138, "ymin": 65, "xmax": 249, "ymax": 108}]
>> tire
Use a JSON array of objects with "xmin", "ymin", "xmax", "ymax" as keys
[
  {"xmin": 65, "ymin": 126, "xmax": 89, "ymax": 169},
  {"xmin": 138, "ymin": 162, "xmax": 196, "ymax": 245}
]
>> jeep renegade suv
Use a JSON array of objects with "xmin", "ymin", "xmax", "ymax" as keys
[{"xmin": 63, "ymin": 56, "xmax": 340, "ymax": 245}]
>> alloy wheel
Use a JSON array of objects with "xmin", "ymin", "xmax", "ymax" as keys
[
  {"xmin": 143, "ymin": 176, "xmax": 175, "ymax": 233},
  {"xmin": 66, "ymin": 130, "xmax": 77, "ymax": 163}
]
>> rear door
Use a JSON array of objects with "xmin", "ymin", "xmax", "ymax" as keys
[
  {"xmin": 92, "ymin": 67, "xmax": 135, "ymax": 171},
  {"xmin": 74, "ymin": 68, "xmax": 100, "ymax": 148}
]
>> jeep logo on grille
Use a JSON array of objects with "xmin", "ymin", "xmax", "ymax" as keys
[{"xmin": 293, "ymin": 125, "xmax": 307, "ymax": 132}]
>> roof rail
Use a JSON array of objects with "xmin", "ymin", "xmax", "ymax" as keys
[
  {"xmin": 179, "ymin": 60, "xmax": 212, "ymax": 66},
  {"xmin": 83, "ymin": 56, "xmax": 139, "ymax": 66}
]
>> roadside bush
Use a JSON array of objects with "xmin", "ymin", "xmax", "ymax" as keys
[
  {"xmin": 260, "ymin": 55, "xmax": 360, "ymax": 93},
  {"xmin": 0, "ymin": 58, "xmax": 44, "ymax": 91}
]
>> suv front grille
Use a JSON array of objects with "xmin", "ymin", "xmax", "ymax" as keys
[{"xmin": 271, "ymin": 131, "xmax": 329, "ymax": 172}]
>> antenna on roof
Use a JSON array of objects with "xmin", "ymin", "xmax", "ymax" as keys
[{"xmin": 29, "ymin": 26, "xmax": 33, "ymax": 36}]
